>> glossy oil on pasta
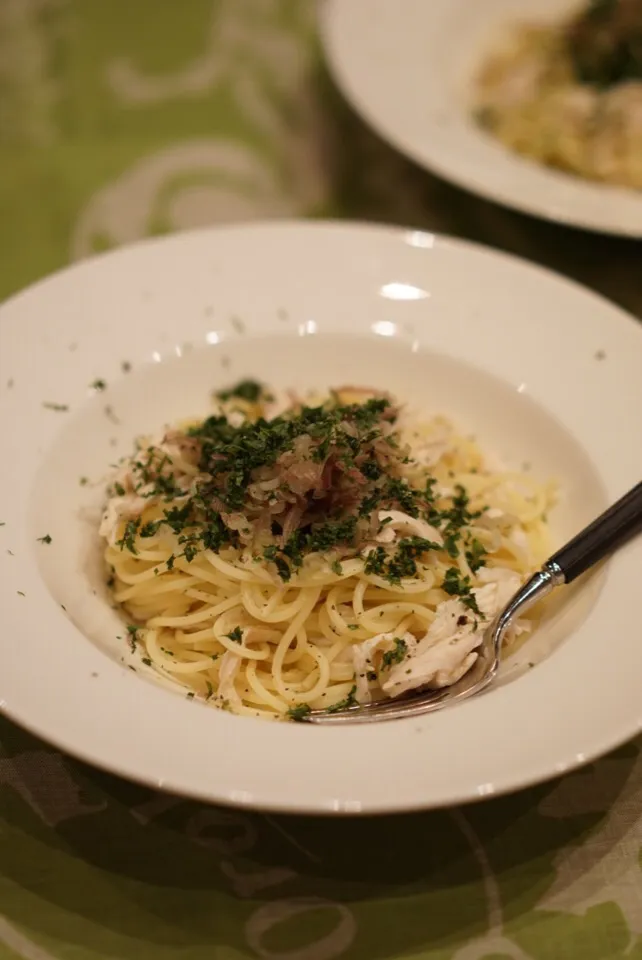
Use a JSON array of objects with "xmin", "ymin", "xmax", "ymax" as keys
[{"xmin": 100, "ymin": 381, "xmax": 555, "ymax": 720}]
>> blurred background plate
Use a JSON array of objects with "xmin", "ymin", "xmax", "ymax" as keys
[{"xmin": 321, "ymin": 0, "xmax": 642, "ymax": 236}]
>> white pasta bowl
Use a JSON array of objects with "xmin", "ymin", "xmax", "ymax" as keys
[
  {"xmin": 321, "ymin": 0, "xmax": 642, "ymax": 237},
  {"xmin": 0, "ymin": 221, "xmax": 641, "ymax": 814}
]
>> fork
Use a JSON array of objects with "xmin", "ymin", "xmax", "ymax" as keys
[{"xmin": 305, "ymin": 480, "xmax": 642, "ymax": 724}]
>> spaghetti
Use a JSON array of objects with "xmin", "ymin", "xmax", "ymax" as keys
[
  {"xmin": 473, "ymin": 0, "xmax": 642, "ymax": 190},
  {"xmin": 101, "ymin": 382, "xmax": 555, "ymax": 720}
]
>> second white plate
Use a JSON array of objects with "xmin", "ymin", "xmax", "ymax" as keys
[{"xmin": 321, "ymin": 0, "xmax": 642, "ymax": 237}]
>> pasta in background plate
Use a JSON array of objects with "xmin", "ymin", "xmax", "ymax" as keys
[
  {"xmin": 100, "ymin": 381, "xmax": 556, "ymax": 720},
  {"xmin": 474, "ymin": 0, "xmax": 642, "ymax": 190}
]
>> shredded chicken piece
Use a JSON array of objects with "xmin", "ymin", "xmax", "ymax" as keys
[
  {"xmin": 375, "ymin": 509, "xmax": 443, "ymax": 545},
  {"xmin": 381, "ymin": 603, "xmax": 481, "ymax": 696},
  {"xmin": 99, "ymin": 494, "xmax": 148, "ymax": 545},
  {"xmin": 351, "ymin": 631, "xmax": 418, "ymax": 702},
  {"xmin": 100, "ymin": 434, "xmax": 198, "ymax": 545},
  {"xmin": 217, "ymin": 651, "xmax": 243, "ymax": 707},
  {"xmin": 376, "ymin": 567, "xmax": 524, "ymax": 697}
]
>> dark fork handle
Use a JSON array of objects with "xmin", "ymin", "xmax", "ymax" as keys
[{"xmin": 547, "ymin": 481, "xmax": 642, "ymax": 584}]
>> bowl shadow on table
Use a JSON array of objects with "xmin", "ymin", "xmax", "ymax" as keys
[
  {"xmin": 2, "ymin": 716, "xmax": 640, "ymax": 957},
  {"xmin": 313, "ymin": 58, "xmax": 642, "ymax": 321}
]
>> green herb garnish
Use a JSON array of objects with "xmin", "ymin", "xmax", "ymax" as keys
[
  {"xmin": 263, "ymin": 545, "xmax": 293, "ymax": 582},
  {"xmin": 444, "ymin": 531, "xmax": 460, "ymax": 558},
  {"xmin": 442, "ymin": 567, "xmax": 482, "ymax": 615},
  {"xmin": 381, "ymin": 637, "xmax": 408, "ymax": 670},
  {"xmin": 140, "ymin": 521, "xmax": 161, "ymax": 537},
  {"xmin": 126, "ymin": 624, "xmax": 139, "ymax": 652},
  {"xmin": 465, "ymin": 538, "xmax": 487, "ymax": 573},
  {"xmin": 363, "ymin": 546, "xmax": 387, "ymax": 577},
  {"xmin": 326, "ymin": 685, "xmax": 358, "ymax": 713},
  {"xmin": 216, "ymin": 379, "xmax": 264, "ymax": 403},
  {"xmin": 116, "ymin": 518, "xmax": 140, "ymax": 554},
  {"xmin": 287, "ymin": 703, "xmax": 312, "ymax": 721},
  {"xmin": 105, "ymin": 390, "xmax": 492, "ymax": 607},
  {"xmin": 364, "ymin": 537, "xmax": 440, "ymax": 585}
]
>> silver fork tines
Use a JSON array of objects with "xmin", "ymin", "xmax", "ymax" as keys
[{"xmin": 305, "ymin": 565, "xmax": 562, "ymax": 725}]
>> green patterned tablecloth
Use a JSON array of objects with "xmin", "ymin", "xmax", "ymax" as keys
[{"xmin": 1, "ymin": 2, "xmax": 642, "ymax": 958}]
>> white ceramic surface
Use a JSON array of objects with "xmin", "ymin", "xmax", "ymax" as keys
[
  {"xmin": 321, "ymin": 0, "xmax": 642, "ymax": 237},
  {"xmin": 1, "ymin": 221, "xmax": 641, "ymax": 814}
]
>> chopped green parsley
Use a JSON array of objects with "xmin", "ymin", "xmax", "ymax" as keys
[
  {"xmin": 287, "ymin": 703, "xmax": 312, "ymax": 721},
  {"xmin": 443, "ymin": 531, "xmax": 460, "ymax": 558},
  {"xmin": 381, "ymin": 637, "xmax": 408, "ymax": 670},
  {"xmin": 116, "ymin": 518, "xmax": 140, "ymax": 554},
  {"xmin": 465, "ymin": 538, "xmax": 487, "ymax": 573},
  {"xmin": 103, "ymin": 389, "xmax": 493, "ymax": 614},
  {"xmin": 126, "ymin": 624, "xmax": 140, "ymax": 652},
  {"xmin": 215, "ymin": 379, "xmax": 265, "ymax": 403},
  {"xmin": 364, "ymin": 536, "xmax": 440, "ymax": 585},
  {"xmin": 326, "ymin": 685, "xmax": 358, "ymax": 713},
  {"xmin": 140, "ymin": 520, "xmax": 161, "ymax": 537},
  {"xmin": 442, "ymin": 567, "xmax": 482, "ymax": 616}
]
